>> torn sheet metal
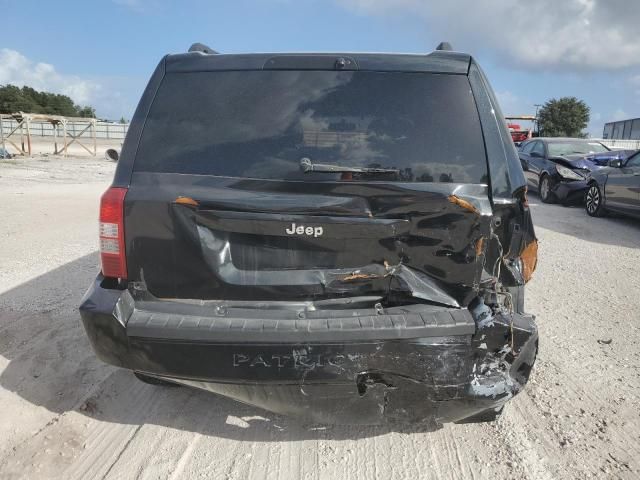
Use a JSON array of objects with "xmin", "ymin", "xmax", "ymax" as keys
[
  {"xmin": 158, "ymin": 183, "xmax": 495, "ymax": 307},
  {"xmin": 448, "ymin": 195, "xmax": 480, "ymax": 215},
  {"xmin": 122, "ymin": 179, "xmax": 500, "ymax": 305},
  {"xmin": 195, "ymin": 225, "xmax": 460, "ymax": 307}
]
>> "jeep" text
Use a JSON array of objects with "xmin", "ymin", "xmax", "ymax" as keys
[{"xmin": 285, "ymin": 223, "xmax": 323, "ymax": 237}]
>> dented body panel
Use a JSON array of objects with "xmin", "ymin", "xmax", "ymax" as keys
[
  {"xmin": 79, "ymin": 50, "xmax": 538, "ymax": 425},
  {"xmin": 125, "ymin": 174, "xmax": 494, "ymax": 307}
]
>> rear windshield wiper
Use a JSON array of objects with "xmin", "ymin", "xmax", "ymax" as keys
[{"xmin": 300, "ymin": 157, "xmax": 399, "ymax": 175}]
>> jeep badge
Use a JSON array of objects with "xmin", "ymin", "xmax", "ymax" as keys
[{"xmin": 285, "ymin": 223, "xmax": 323, "ymax": 237}]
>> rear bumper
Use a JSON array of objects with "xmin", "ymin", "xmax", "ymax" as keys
[{"xmin": 79, "ymin": 275, "xmax": 538, "ymax": 425}]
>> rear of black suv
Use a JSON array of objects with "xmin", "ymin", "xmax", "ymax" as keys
[{"xmin": 80, "ymin": 46, "xmax": 538, "ymax": 425}]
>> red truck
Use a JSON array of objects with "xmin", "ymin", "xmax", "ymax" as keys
[{"xmin": 506, "ymin": 115, "xmax": 536, "ymax": 145}]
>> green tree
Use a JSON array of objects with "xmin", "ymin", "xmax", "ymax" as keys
[
  {"xmin": 77, "ymin": 106, "xmax": 96, "ymax": 118},
  {"xmin": 0, "ymin": 84, "xmax": 96, "ymax": 118},
  {"xmin": 0, "ymin": 85, "xmax": 39, "ymax": 113},
  {"xmin": 537, "ymin": 97, "xmax": 590, "ymax": 138}
]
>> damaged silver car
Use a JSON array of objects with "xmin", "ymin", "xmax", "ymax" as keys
[{"xmin": 79, "ymin": 42, "xmax": 538, "ymax": 426}]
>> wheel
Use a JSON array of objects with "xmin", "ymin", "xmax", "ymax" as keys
[
  {"xmin": 585, "ymin": 183, "xmax": 606, "ymax": 217},
  {"xmin": 133, "ymin": 371, "xmax": 180, "ymax": 387},
  {"xmin": 539, "ymin": 175, "xmax": 557, "ymax": 204}
]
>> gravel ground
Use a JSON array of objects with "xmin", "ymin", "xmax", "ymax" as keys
[{"xmin": 1, "ymin": 156, "xmax": 639, "ymax": 479}]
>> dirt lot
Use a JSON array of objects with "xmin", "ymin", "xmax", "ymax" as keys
[{"xmin": 1, "ymin": 156, "xmax": 639, "ymax": 479}]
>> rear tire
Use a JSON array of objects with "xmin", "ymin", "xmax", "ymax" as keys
[
  {"xmin": 585, "ymin": 183, "xmax": 606, "ymax": 217},
  {"xmin": 539, "ymin": 175, "xmax": 556, "ymax": 204},
  {"xmin": 133, "ymin": 371, "xmax": 180, "ymax": 387}
]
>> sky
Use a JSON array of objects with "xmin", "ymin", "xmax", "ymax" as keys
[{"xmin": 2, "ymin": 0, "xmax": 640, "ymax": 136}]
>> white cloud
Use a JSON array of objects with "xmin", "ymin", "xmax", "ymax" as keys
[
  {"xmin": 338, "ymin": 0, "xmax": 640, "ymax": 70},
  {"xmin": 627, "ymin": 74, "xmax": 640, "ymax": 98},
  {"xmin": 0, "ymin": 48, "xmax": 100, "ymax": 106},
  {"xmin": 495, "ymin": 91, "xmax": 533, "ymax": 117},
  {"xmin": 0, "ymin": 49, "xmax": 137, "ymax": 120},
  {"xmin": 587, "ymin": 112, "xmax": 602, "ymax": 137},
  {"xmin": 612, "ymin": 108, "xmax": 628, "ymax": 121}
]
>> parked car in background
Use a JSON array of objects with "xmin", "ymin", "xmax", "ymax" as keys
[
  {"xmin": 518, "ymin": 138, "xmax": 635, "ymax": 205},
  {"xmin": 585, "ymin": 151, "xmax": 640, "ymax": 218}
]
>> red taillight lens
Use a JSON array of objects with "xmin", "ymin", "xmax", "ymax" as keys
[{"xmin": 99, "ymin": 187, "xmax": 128, "ymax": 279}]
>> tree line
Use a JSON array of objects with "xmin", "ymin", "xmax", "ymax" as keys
[
  {"xmin": 0, "ymin": 85, "xmax": 96, "ymax": 118},
  {"xmin": 537, "ymin": 97, "xmax": 590, "ymax": 138}
]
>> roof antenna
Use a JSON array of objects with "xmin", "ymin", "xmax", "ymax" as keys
[
  {"xmin": 436, "ymin": 42, "xmax": 453, "ymax": 51},
  {"xmin": 188, "ymin": 43, "xmax": 219, "ymax": 54}
]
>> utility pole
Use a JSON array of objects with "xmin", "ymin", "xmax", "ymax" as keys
[{"xmin": 534, "ymin": 104, "xmax": 543, "ymax": 137}]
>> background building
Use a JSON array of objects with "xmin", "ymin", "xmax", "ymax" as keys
[{"xmin": 603, "ymin": 117, "xmax": 640, "ymax": 139}]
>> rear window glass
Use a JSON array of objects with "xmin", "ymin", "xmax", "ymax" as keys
[{"xmin": 135, "ymin": 71, "xmax": 488, "ymax": 183}]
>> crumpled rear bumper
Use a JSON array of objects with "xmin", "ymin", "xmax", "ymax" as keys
[{"xmin": 79, "ymin": 275, "xmax": 537, "ymax": 426}]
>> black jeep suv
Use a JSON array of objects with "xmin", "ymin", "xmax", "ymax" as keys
[{"xmin": 80, "ymin": 43, "xmax": 538, "ymax": 426}]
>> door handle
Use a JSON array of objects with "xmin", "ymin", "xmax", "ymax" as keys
[{"xmin": 634, "ymin": 172, "xmax": 640, "ymax": 176}]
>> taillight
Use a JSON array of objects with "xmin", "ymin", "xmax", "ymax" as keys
[{"xmin": 99, "ymin": 187, "xmax": 128, "ymax": 279}]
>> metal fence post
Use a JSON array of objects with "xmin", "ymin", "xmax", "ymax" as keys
[
  {"xmin": 1, "ymin": 117, "xmax": 5, "ymax": 155},
  {"xmin": 63, "ymin": 120, "xmax": 68, "ymax": 157},
  {"xmin": 53, "ymin": 122, "xmax": 58, "ymax": 154},
  {"xmin": 25, "ymin": 116, "xmax": 32, "ymax": 157}
]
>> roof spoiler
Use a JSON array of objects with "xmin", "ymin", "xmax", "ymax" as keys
[
  {"xmin": 188, "ymin": 43, "xmax": 219, "ymax": 54},
  {"xmin": 189, "ymin": 42, "xmax": 453, "ymax": 55},
  {"xmin": 435, "ymin": 42, "xmax": 453, "ymax": 51}
]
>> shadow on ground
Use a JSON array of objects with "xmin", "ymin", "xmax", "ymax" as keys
[
  {"xmin": 0, "ymin": 253, "xmax": 439, "ymax": 442},
  {"xmin": 528, "ymin": 193, "xmax": 640, "ymax": 249}
]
